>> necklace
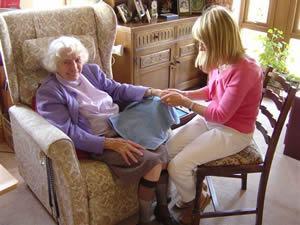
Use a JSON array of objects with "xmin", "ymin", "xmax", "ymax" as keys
[{"xmin": 218, "ymin": 64, "xmax": 232, "ymax": 73}]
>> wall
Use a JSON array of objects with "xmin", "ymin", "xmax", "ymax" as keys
[
  {"xmin": 20, "ymin": 0, "xmax": 64, "ymax": 9},
  {"xmin": 19, "ymin": 0, "xmax": 99, "ymax": 9}
]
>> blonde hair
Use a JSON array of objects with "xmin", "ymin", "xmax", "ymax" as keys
[
  {"xmin": 192, "ymin": 5, "xmax": 245, "ymax": 72},
  {"xmin": 43, "ymin": 36, "xmax": 89, "ymax": 73}
]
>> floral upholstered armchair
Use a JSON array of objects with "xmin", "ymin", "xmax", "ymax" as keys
[{"xmin": 0, "ymin": 2, "xmax": 139, "ymax": 225}]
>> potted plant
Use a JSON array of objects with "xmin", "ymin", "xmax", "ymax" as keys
[
  {"xmin": 254, "ymin": 28, "xmax": 299, "ymax": 91},
  {"xmin": 257, "ymin": 28, "xmax": 290, "ymax": 74}
]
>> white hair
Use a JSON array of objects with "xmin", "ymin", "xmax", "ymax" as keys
[{"xmin": 43, "ymin": 36, "xmax": 89, "ymax": 73}]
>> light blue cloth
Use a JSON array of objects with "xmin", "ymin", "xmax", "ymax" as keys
[{"xmin": 109, "ymin": 97, "xmax": 180, "ymax": 150}]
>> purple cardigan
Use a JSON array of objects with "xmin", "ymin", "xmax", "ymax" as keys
[{"xmin": 36, "ymin": 63, "xmax": 148, "ymax": 154}]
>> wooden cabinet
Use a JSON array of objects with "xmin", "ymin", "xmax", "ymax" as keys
[{"xmin": 112, "ymin": 17, "xmax": 204, "ymax": 90}]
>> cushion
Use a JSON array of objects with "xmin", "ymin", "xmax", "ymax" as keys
[
  {"xmin": 22, "ymin": 35, "xmax": 97, "ymax": 71},
  {"xmin": 203, "ymin": 140, "xmax": 264, "ymax": 167}
]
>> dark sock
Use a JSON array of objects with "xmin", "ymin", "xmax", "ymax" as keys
[
  {"xmin": 156, "ymin": 170, "xmax": 170, "ymax": 218},
  {"xmin": 139, "ymin": 177, "xmax": 157, "ymax": 224}
]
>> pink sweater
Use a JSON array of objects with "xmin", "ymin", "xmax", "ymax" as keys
[{"xmin": 202, "ymin": 57, "xmax": 263, "ymax": 133}]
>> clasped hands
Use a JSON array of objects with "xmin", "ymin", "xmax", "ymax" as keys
[
  {"xmin": 105, "ymin": 89, "xmax": 190, "ymax": 165},
  {"xmin": 160, "ymin": 89, "xmax": 190, "ymax": 108},
  {"xmin": 148, "ymin": 88, "xmax": 190, "ymax": 108}
]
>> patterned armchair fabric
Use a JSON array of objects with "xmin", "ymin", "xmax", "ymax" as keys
[{"xmin": 0, "ymin": 2, "xmax": 139, "ymax": 225}]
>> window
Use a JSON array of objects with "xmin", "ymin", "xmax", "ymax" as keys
[
  {"xmin": 241, "ymin": 28, "xmax": 266, "ymax": 60},
  {"xmin": 247, "ymin": 0, "xmax": 269, "ymax": 24},
  {"xmin": 287, "ymin": 39, "xmax": 299, "ymax": 76},
  {"xmin": 237, "ymin": 0, "xmax": 300, "ymax": 78}
]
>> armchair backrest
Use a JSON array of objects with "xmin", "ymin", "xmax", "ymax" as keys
[{"xmin": 0, "ymin": 2, "xmax": 117, "ymax": 106}]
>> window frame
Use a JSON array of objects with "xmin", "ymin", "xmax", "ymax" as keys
[
  {"xmin": 238, "ymin": 0, "xmax": 300, "ymax": 41},
  {"xmin": 291, "ymin": 0, "xmax": 300, "ymax": 39},
  {"xmin": 238, "ymin": 0, "xmax": 277, "ymax": 33}
]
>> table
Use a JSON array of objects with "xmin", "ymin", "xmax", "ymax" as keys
[{"xmin": 0, "ymin": 163, "xmax": 18, "ymax": 195}]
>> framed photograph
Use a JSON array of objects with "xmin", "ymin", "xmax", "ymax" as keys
[
  {"xmin": 102, "ymin": 0, "xmax": 126, "ymax": 8},
  {"xmin": 134, "ymin": 0, "xmax": 145, "ymax": 19},
  {"xmin": 191, "ymin": 0, "xmax": 206, "ymax": 14},
  {"xmin": 160, "ymin": 0, "xmax": 173, "ymax": 13},
  {"xmin": 117, "ymin": 3, "xmax": 132, "ymax": 24},
  {"xmin": 177, "ymin": 0, "xmax": 191, "ymax": 15},
  {"xmin": 145, "ymin": 9, "xmax": 151, "ymax": 23}
]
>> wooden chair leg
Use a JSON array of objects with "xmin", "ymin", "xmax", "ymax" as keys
[
  {"xmin": 241, "ymin": 173, "xmax": 247, "ymax": 190},
  {"xmin": 255, "ymin": 173, "xmax": 269, "ymax": 225},
  {"xmin": 192, "ymin": 172, "xmax": 205, "ymax": 225}
]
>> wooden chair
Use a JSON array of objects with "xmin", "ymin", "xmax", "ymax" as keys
[{"xmin": 191, "ymin": 71, "xmax": 298, "ymax": 225}]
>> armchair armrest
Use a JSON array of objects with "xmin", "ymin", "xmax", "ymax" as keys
[
  {"xmin": 9, "ymin": 104, "xmax": 71, "ymax": 154},
  {"xmin": 9, "ymin": 104, "xmax": 89, "ymax": 225}
]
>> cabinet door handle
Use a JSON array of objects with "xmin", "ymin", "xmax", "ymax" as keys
[
  {"xmin": 154, "ymin": 33, "xmax": 159, "ymax": 39},
  {"xmin": 174, "ymin": 57, "xmax": 180, "ymax": 64}
]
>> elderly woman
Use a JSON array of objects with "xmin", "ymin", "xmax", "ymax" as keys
[{"xmin": 36, "ymin": 36, "xmax": 177, "ymax": 225}]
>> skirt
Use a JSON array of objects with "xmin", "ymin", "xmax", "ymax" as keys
[{"xmin": 90, "ymin": 144, "xmax": 169, "ymax": 183}]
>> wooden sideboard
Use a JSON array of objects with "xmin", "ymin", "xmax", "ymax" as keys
[{"xmin": 112, "ymin": 16, "xmax": 206, "ymax": 90}]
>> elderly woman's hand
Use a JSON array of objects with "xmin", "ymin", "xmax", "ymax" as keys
[
  {"xmin": 104, "ymin": 137, "xmax": 145, "ymax": 166},
  {"xmin": 162, "ymin": 89, "xmax": 185, "ymax": 96},
  {"xmin": 144, "ymin": 88, "xmax": 168, "ymax": 97}
]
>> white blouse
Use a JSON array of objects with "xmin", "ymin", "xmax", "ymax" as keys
[{"xmin": 56, "ymin": 73, "xmax": 119, "ymax": 137}]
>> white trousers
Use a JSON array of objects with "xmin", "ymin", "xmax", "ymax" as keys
[{"xmin": 167, "ymin": 116, "xmax": 253, "ymax": 202}]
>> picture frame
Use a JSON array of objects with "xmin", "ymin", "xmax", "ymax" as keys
[
  {"xmin": 117, "ymin": 3, "xmax": 132, "ymax": 24},
  {"xmin": 145, "ymin": 9, "xmax": 151, "ymax": 23},
  {"xmin": 177, "ymin": 0, "xmax": 191, "ymax": 15},
  {"xmin": 102, "ymin": 0, "xmax": 126, "ymax": 8},
  {"xmin": 191, "ymin": 0, "xmax": 206, "ymax": 14},
  {"xmin": 160, "ymin": 0, "xmax": 173, "ymax": 13},
  {"xmin": 134, "ymin": 0, "xmax": 145, "ymax": 19}
]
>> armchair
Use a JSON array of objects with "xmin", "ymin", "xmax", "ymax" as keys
[{"xmin": 0, "ymin": 2, "xmax": 139, "ymax": 225}]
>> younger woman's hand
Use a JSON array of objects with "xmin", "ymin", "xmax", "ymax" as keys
[
  {"xmin": 161, "ymin": 89, "xmax": 187, "ymax": 97},
  {"xmin": 104, "ymin": 138, "xmax": 145, "ymax": 165},
  {"xmin": 161, "ymin": 92, "xmax": 184, "ymax": 107}
]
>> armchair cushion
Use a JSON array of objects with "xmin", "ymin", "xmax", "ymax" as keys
[{"xmin": 22, "ymin": 35, "xmax": 97, "ymax": 71}]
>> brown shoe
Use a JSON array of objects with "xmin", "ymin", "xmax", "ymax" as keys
[
  {"xmin": 178, "ymin": 191, "xmax": 211, "ymax": 225},
  {"xmin": 175, "ymin": 182, "xmax": 209, "ymax": 209}
]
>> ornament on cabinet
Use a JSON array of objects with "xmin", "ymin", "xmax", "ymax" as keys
[{"xmin": 150, "ymin": 0, "xmax": 158, "ymax": 18}]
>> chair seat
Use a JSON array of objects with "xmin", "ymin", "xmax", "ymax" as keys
[{"xmin": 203, "ymin": 141, "xmax": 264, "ymax": 167}]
